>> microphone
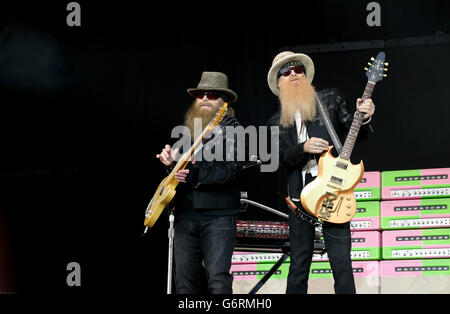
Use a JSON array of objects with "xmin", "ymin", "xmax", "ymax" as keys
[{"xmin": 242, "ymin": 155, "xmax": 262, "ymax": 170}]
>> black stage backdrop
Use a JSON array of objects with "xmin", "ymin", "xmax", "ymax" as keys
[{"xmin": 0, "ymin": 1, "xmax": 449, "ymax": 295}]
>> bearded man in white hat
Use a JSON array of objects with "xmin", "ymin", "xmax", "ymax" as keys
[
  {"xmin": 156, "ymin": 71, "xmax": 245, "ymax": 294},
  {"xmin": 267, "ymin": 51, "xmax": 375, "ymax": 294}
]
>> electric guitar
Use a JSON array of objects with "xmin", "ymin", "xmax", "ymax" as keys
[
  {"xmin": 300, "ymin": 52, "xmax": 388, "ymax": 224},
  {"xmin": 143, "ymin": 103, "xmax": 228, "ymax": 232}
]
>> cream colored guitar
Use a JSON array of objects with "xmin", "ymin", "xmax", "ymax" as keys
[
  {"xmin": 300, "ymin": 52, "xmax": 388, "ymax": 223},
  {"xmin": 143, "ymin": 103, "xmax": 228, "ymax": 232}
]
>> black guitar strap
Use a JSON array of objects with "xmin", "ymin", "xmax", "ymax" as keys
[
  {"xmin": 284, "ymin": 195, "xmax": 354, "ymax": 239},
  {"xmin": 315, "ymin": 94, "xmax": 342, "ymax": 154}
]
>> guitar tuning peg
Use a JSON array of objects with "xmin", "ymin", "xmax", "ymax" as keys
[
  {"xmin": 364, "ymin": 67, "xmax": 369, "ymax": 71},
  {"xmin": 384, "ymin": 62, "xmax": 389, "ymax": 66},
  {"xmin": 371, "ymin": 57, "xmax": 375, "ymax": 61},
  {"xmin": 383, "ymin": 74, "xmax": 387, "ymax": 77},
  {"xmin": 384, "ymin": 68, "xmax": 388, "ymax": 71},
  {"xmin": 368, "ymin": 62, "xmax": 372, "ymax": 66}
]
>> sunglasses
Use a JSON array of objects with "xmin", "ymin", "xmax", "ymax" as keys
[
  {"xmin": 195, "ymin": 91, "xmax": 223, "ymax": 100},
  {"xmin": 278, "ymin": 65, "xmax": 306, "ymax": 78}
]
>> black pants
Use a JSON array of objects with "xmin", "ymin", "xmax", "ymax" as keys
[
  {"xmin": 174, "ymin": 214, "xmax": 237, "ymax": 294},
  {"xmin": 287, "ymin": 174, "xmax": 356, "ymax": 294}
]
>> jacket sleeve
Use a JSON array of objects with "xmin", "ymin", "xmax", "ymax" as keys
[
  {"xmin": 280, "ymin": 137, "xmax": 311, "ymax": 169},
  {"xmin": 187, "ymin": 116, "xmax": 246, "ymax": 186}
]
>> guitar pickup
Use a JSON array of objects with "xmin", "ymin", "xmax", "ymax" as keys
[
  {"xmin": 329, "ymin": 176, "xmax": 343, "ymax": 186},
  {"xmin": 335, "ymin": 161, "xmax": 348, "ymax": 170}
]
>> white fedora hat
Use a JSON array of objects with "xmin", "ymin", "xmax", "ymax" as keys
[{"xmin": 267, "ymin": 51, "xmax": 315, "ymax": 96}]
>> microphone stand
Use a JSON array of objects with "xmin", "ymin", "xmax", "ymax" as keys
[
  {"xmin": 167, "ymin": 207, "xmax": 175, "ymax": 294},
  {"xmin": 239, "ymin": 199, "xmax": 288, "ymax": 220}
]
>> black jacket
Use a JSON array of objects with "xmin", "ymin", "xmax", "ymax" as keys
[
  {"xmin": 268, "ymin": 88, "xmax": 372, "ymax": 200},
  {"xmin": 171, "ymin": 115, "xmax": 245, "ymax": 216}
]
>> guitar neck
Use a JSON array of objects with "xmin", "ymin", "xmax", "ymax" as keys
[
  {"xmin": 340, "ymin": 81, "xmax": 375, "ymax": 160},
  {"xmin": 167, "ymin": 122, "xmax": 215, "ymax": 182},
  {"xmin": 162, "ymin": 102, "xmax": 228, "ymax": 185}
]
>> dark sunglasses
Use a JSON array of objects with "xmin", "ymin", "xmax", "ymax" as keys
[
  {"xmin": 195, "ymin": 91, "xmax": 223, "ymax": 100},
  {"xmin": 278, "ymin": 65, "xmax": 306, "ymax": 78}
]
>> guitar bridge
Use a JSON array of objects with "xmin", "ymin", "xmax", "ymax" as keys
[{"xmin": 318, "ymin": 192, "xmax": 338, "ymax": 220}]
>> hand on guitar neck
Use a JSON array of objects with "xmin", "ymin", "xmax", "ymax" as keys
[
  {"xmin": 302, "ymin": 98, "xmax": 375, "ymax": 156},
  {"xmin": 156, "ymin": 144, "xmax": 196, "ymax": 183},
  {"xmin": 356, "ymin": 98, "xmax": 375, "ymax": 121}
]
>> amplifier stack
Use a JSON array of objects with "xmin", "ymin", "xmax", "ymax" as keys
[
  {"xmin": 379, "ymin": 167, "xmax": 450, "ymax": 293},
  {"xmin": 231, "ymin": 167, "xmax": 450, "ymax": 294}
]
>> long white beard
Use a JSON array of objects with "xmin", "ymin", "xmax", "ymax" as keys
[{"xmin": 279, "ymin": 79, "xmax": 317, "ymax": 128}]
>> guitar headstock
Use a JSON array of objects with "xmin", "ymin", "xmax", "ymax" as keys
[
  {"xmin": 208, "ymin": 102, "xmax": 229, "ymax": 129},
  {"xmin": 364, "ymin": 51, "xmax": 389, "ymax": 83}
]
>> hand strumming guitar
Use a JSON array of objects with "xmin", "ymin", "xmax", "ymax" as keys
[
  {"xmin": 304, "ymin": 137, "xmax": 329, "ymax": 154},
  {"xmin": 156, "ymin": 144, "xmax": 195, "ymax": 183}
]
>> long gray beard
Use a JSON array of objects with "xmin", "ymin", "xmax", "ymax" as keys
[{"xmin": 279, "ymin": 82, "xmax": 317, "ymax": 128}]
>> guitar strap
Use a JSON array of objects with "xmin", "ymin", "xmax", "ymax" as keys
[
  {"xmin": 284, "ymin": 195, "xmax": 354, "ymax": 239},
  {"xmin": 315, "ymin": 94, "xmax": 342, "ymax": 154}
]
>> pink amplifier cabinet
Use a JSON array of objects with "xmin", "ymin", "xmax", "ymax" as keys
[
  {"xmin": 381, "ymin": 168, "xmax": 450, "ymax": 200},
  {"xmin": 351, "ymin": 231, "xmax": 382, "ymax": 260},
  {"xmin": 308, "ymin": 261, "xmax": 380, "ymax": 294},
  {"xmin": 351, "ymin": 201, "xmax": 381, "ymax": 231},
  {"xmin": 355, "ymin": 171, "xmax": 381, "ymax": 201},
  {"xmin": 313, "ymin": 231, "xmax": 381, "ymax": 261},
  {"xmin": 382, "ymin": 228, "xmax": 450, "ymax": 259},
  {"xmin": 381, "ymin": 198, "xmax": 450, "ymax": 230},
  {"xmin": 232, "ymin": 251, "xmax": 287, "ymax": 264},
  {"xmin": 380, "ymin": 259, "xmax": 450, "ymax": 294},
  {"xmin": 230, "ymin": 261, "xmax": 290, "ymax": 294}
]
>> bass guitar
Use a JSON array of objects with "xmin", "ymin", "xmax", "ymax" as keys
[
  {"xmin": 143, "ymin": 103, "xmax": 228, "ymax": 232},
  {"xmin": 300, "ymin": 52, "xmax": 388, "ymax": 223}
]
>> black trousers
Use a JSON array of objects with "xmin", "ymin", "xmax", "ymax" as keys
[
  {"xmin": 174, "ymin": 215, "xmax": 237, "ymax": 294},
  {"xmin": 286, "ymin": 173, "xmax": 356, "ymax": 294}
]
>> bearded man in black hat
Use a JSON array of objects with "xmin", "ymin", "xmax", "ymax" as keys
[
  {"xmin": 156, "ymin": 71, "xmax": 244, "ymax": 294},
  {"xmin": 267, "ymin": 51, "xmax": 376, "ymax": 294}
]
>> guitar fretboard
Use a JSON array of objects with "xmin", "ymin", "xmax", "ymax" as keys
[{"xmin": 340, "ymin": 81, "xmax": 375, "ymax": 160}]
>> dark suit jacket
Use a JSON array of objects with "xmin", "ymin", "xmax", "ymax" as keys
[
  {"xmin": 268, "ymin": 88, "xmax": 373, "ymax": 200},
  {"xmin": 172, "ymin": 115, "xmax": 246, "ymax": 215}
]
